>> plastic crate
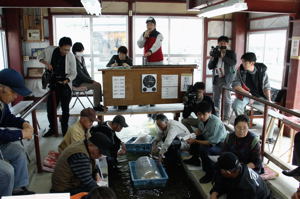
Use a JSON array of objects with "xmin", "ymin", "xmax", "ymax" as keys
[
  {"xmin": 129, "ymin": 160, "xmax": 168, "ymax": 189},
  {"xmin": 125, "ymin": 136, "xmax": 155, "ymax": 153}
]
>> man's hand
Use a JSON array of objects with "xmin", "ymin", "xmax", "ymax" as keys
[
  {"xmin": 122, "ymin": 63, "xmax": 130, "ymax": 67},
  {"xmin": 111, "ymin": 62, "xmax": 118, "ymax": 67},
  {"xmin": 22, "ymin": 122, "xmax": 32, "ymax": 129},
  {"xmin": 292, "ymin": 189, "xmax": 300, "ymax": 199},
  {"xmin": 144, "ymin": 30, "xmax": 151, "ymax": 38},
  {"xmin": 221, "ymin": 49, "xmax": 226, "ymax": 58},
  {"xmin": 22, "ymin": 125, "xmax": 33, "ymax": 140},
  {"xmin": 47, "ymin": 63, "xmax": 53, "ymax": 71},
  {"xmin": 210, "ymin": 192, "xmax": 218, "ymax": 199},
  {"xmin": 118, "ymin": 143, "xmax": 126, "ymax": 155},
  {"xmin": 194, "ymin": 129, "xmax": 201, "ymax": 136},
  {"xmin": 158, "ymin": 154, "xmax": 163, "ymax": 163},
  {"xmin": 145, "ymin": 51, "xmax": 152, "ymax": 57},
  {"xmin": 186, "ymin": 138, "xmax": 197, "ymax": 145},
  {"xmin": 96, "ymin": 173, "xmax": 102, "ymax": 182}
]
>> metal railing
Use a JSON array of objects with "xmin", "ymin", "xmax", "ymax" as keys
[{"xmin": 221, "ymin": 87, "xmax": 300, "ymax": 173}]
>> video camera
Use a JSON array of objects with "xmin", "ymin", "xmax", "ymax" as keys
[
  {"xmin": 184, "ymin": 85, "xmax": 198, "ymax": 107},
  {"xmin": 209, "ymin": 46, "xmax": 226, "ymax": 58}
]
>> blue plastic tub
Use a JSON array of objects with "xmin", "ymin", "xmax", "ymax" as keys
[
  {"xmin": 125, "ymin": 136, "xmax": 155, "ymax": 153},
  {"xmin": 128, "ymin": 160, "xmax": 168, "ymax": 189}
]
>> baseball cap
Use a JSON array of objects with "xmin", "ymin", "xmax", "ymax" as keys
[
  {"xmin": 0, "ymin": 69, "xmax": 31, "ymax": 96},
  {"xmin": 146, "ymin": 17, "xmax": 156, "ymax": 25},
  {"xmin": 112, "ymin": 115, "xmax": 128, "ymax": 127},
  {"xmin": 80, "ymin": 108, "xmax": 98, "ymax": 122},
  {"xmin": 218, "ymin": 152, "xmax": 240, "ymax": 171},
  {"xmin": 89, "ymin": 132, "xmax": 112, "ymax": 156}
]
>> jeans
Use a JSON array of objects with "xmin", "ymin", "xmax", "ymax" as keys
[
  {"xmin": 47, "ymin": 83, "xmax": 72, "ymax": 135},
  {"xmin": 232, "ymin": 97, "xmax": 250, "ymax": 116},
  {"xmin": 213, "ymin": 76, "xmax": 231, "ymax": 120},
  {"xmin": 0, "ymin": 142, "xmax": 29, "ymax": 196}
]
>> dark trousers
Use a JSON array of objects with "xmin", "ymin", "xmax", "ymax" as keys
[
  {"xmin": 164, "ymin": 138, "xmax": 182, "ymax": 165},
  {"xmin": 293, "ymin": 132, "xmax": 300, "ymax": 165},
  {"xmin": 190, "ymin": 138, "xmax": 222, "ymax": 176},
  {"xmin": 47, "ymin": 84, "xmax": 72, "ymax": 136}
]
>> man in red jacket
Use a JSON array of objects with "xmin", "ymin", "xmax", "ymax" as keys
[{"xmin": 137, "ymin": 17, "xmax": 164, "ymax": 65}]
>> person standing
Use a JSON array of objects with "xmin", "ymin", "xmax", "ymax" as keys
[
  {"xmin": 208, "ymin": 36, "xmax": 236, "ymax": 121},
  {"xmin": 0, "ymin": 69, "xmax": 35, "ymax": 196},
  {"xmin": 72, "ymin": 42, "xmax": 105, "ymax": 111},
  {"xmin": 137, "ymin": 17, "xmax": 164, "ymax": 65},
  {"xmin": 39, "ymin": 37, "xmax": 77, "ymax": 137}
]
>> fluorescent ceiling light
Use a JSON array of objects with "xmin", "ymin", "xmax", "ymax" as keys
[
  {"xmin": 197, "ymin": 0, "xmax": 248, "ymax": 18},
  {"xmin": 81, "ymin": 0, "xmax": 102, "ymax": 16}
]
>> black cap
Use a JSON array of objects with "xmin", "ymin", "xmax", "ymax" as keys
[
  {"xmin": 89, "ymin": 132, "xmax": 112, "ymax": 156},
  {"xmin": 0, "ymin": 69, "xmax": 31, "ymax": 96},
  {"xmin": 112, "ymin": 115, "xmax": 128, "ymax": 127},
  {"xmin": 146, "ymin": 17, "xmax": 156, "ymax": 25},
  {"xmin": 218, "ymin": 152, "xmax": 240, "ymax": 170}
]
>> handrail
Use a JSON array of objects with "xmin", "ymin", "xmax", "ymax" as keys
[
  {"xmin": 20, "ymin": 91, "xmax": 50, "ymax": 119},
  {"xmin": 221, "ymin": 86, "xmax": 300, "ymax": 173},
  {"xmin": 223, "ymin": 87, "xmax": 300, "ymax": 118}
]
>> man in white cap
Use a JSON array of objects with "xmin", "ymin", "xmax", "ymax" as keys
[
  {"xmin": 0, "ymin": 68, "xmax": 35, "ymax": 196},
  {"xmin": 137, "ymin": 16, "xmax": 164, "ymax": 65}
]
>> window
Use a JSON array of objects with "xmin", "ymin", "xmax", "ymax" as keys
[
  {"xmin": 53, "ymin": 15, "xmax": 128, "ymax": 81},
  {"xmin": 133, "ymin": 16, "xmax": 203, "ymax": 82},
  {"xmin": 247, "ymin": 30, "xmax": 287, "ymax": 89},
  {"xmin": 0, "ymin": 30, "xmax": 8, "ymax": 70}
]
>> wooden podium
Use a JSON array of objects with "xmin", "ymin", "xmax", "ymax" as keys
[{"xmin": 99, "ymin": 65, "xmax": 197, "ymax": 106}]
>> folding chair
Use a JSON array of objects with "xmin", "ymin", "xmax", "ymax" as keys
[{"xmin": 70, "ymin": 86, "xmax": 94, "ymax": 109}]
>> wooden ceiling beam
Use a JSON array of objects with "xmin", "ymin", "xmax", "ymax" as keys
[
  {"xmin": 0, "ymin": 0, "xmax": 186, "ymax": 8},
  {"xmin": 246, "ymin": 0, "xmax": 297, "ymax": 14}
]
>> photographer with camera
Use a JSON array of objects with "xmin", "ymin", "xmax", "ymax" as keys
[
  {"xmin": 182, "ymin": 82, "xmax": 215, "ymax": 132},
  {"xmin": 39, "ymin": 37, "xmax": 77, "ymax": 137},
  {"xmin": 208, "ymin": 36, "xmax": 236, "ymax": 122}
]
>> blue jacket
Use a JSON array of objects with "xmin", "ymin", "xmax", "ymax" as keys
[
  {"xmin": 198, "ymin": 114, "xmax": 227, "ymax": 145},
  {"xmin": 0, "ymin": 103, "xmax": 25, "ymax": 144}
]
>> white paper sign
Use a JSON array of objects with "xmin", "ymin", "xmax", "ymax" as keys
[
  {"xmin": 112, "ymin": 76, "xmax": 125, "ymax": 99},
  {"xmin": 161, "ymin": 75, "xmax": 178, "ymax": 99},
  {"xmin": 181, "ymin": 74, "xmax": 193, "ymax": 92},
  {"xmin": 2, "ymin": 193, "xmax": 70, "ymax": 199},
  {"xmin": 161, "ymin": 87, "xmax": 178, "ymax": 99},
  {"xmin": 161, "ymin": 75, "xmax": 178, "ymax": 87}
]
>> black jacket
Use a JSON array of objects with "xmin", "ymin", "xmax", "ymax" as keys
[
  {"xmin": 183, "ymin": 95, "xmax": 216, "ymax": 118},
  {"xmin": 72, "ymin": 57, "xmax": 93, "ymax": 87},
  {"xmin": 239, "ymin": 63, "xmax": 268, "ymax": 99},
  {"xmin": 208, "ymin": 49, "xmax": 237, "ymax": 86},
  {"xmin": 106, "ymin": 55, "xmax": 133, "ymax": 67},
  {"xmin": 90, "ymin": 122, "xmax": 121, "ymax": 158},
  {"xmin": 211, "ymin": 164, "xmax": 271, "ymax": 199}
]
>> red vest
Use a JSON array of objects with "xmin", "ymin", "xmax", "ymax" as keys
[{"xmin": 144, "ymin": 29, "xmax": 163, "ymax": 62}]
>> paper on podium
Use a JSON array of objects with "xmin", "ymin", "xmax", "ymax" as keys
[{"xmin": 2, "ymin": 193, "xmax": 70, "ymax": 199}]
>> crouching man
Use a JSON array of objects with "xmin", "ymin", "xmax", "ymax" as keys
[
  {"xmin": 153, "ymin": 114, "xmax": 191, "ymax": 165},
  {"xmin": 210, "ymin": 152, "xmax": 271, "ymax": 199},
  {"xmin": 184, "ymin": 102, "xmax": 227, "ymax": 184},
  {"xmin": 51, "ymin": 132, "xmax": 112, "ymax": 195}
]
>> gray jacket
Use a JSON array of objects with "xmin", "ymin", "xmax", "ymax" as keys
[{"xmin": 208, "ymin": 49, "xmax": 237, "ymax": 86}]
